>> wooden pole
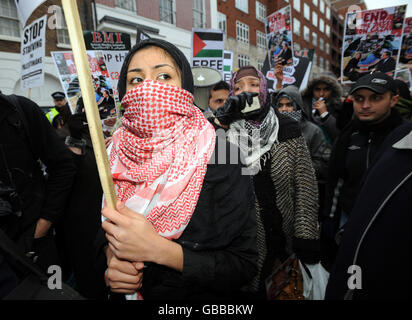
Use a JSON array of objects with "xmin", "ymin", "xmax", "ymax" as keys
[
  {"xmin": 61, "ymin": 0, "xmax": 117, "ymax": 209},
  {"xmin": 27, "ymin": 88, "xmax": 31, "ymax": 100}
]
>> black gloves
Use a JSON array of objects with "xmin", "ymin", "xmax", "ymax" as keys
[{"xmin": 214, "ymin": 92, "xmax": 258, "ymax": 125}]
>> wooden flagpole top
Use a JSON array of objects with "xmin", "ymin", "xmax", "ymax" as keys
[{"xmin": 61, "ymin": 0, "xmax": 117, "ymax": 209}]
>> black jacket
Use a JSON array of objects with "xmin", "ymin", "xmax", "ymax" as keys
[
  {"xmin": 0, "ymin": 95, "xmax": 76, "ymax": 243},
  {"xmin": 375, "ymin": 57, "xmax": 396, "ymax": 74},
  {"xmin": 96, "ymin": 134, "xmax": 258, "ymax": 300},
  {"xmin": 302, "ymin": 75, "xmax": 343, "ymax": 143},
  {"xmin": 323, "ymin": 110, "xmax": 405, "ymax": 221},
  {"xmin": 325, "ymin": 122, "xmax": 412, "ymax": 300}
]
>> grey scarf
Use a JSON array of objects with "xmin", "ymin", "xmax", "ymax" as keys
[{"xmin": 227, "ymin": 107, "xmax": 279, "ymax": 175}]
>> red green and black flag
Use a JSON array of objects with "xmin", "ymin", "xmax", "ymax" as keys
[{"xmin": 192, "ymin": 29, "xmax": 224, "ymax": 73}]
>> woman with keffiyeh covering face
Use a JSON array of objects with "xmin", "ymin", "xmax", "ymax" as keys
[
  {"xmin": 215, "ymin": 65, "xmax": 320, "ymax": 299},
  {"xmin": 97, "ymin": 39, "xmax": 258, "ymax": 300}
]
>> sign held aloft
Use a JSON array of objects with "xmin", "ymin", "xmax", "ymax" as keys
[
  {"xmin": 21, "ymin": 15, "xmax": 46, "ymax": 89},
  {"xmin": 191, "ymin": 29, "xmax": 224, "ymax": 74}
]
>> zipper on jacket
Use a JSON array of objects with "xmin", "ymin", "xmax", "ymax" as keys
[
  {"xmin": 365, "ymin": 132, "xmax": 373, "ymax": 169},
  {"xmin": 344, "ymin": 170, "xmax": 412, "ymax": 300}
]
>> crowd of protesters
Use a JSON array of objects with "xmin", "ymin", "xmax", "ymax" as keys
[{"xmin": 0, "ymin": 37, "xmax": 411, "ymax": 301}]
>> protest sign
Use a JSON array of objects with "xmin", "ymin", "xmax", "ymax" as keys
[
  {"xmin": 191, "ymin": 29, "xmax": 224, "ymax": 74},
  {"xmin": 262, "ymin": 49, "xmax": 313, "ymax": 92},
  {"xmin": 83, "ymin": 31, "xmax": 131, "ymax": 98},
  {"xmin": 51, "ymin": 50, "xmax": 115, "ymax": 118},
  {"xmin": 398, "ymin": 17, "xmax": 412, "ymax": 68},
  {"xmin": 395, "ymin": 68, "xmax": 411, "ymax": 89},
  {"xmin": 14, "ymin": 0, "xmax": 45, "ymax": 26},
  {"xmin": 21, "ymin": 15, "xmax": 46, "ymax": 89},
  {"xmin": 266, "ymin": 5, "xmax": 293, "ymax": 69},
  {"xmin": 341, "ymin": 5, "xmax": 407, "ymax": 83},
  {"xmin": 223, "ymin": 50, "xmax": 233, "ymax": 83}
]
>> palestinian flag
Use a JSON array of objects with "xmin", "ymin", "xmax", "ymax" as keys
[{"xmin": 193, "ymin": 31, "xmax": 224, "ymax": 58}]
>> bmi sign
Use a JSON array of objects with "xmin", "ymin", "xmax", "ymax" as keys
[
  {"xmin": 21, "ymin": 15, "xmax": 46, "ymax": 89},
  {"xmin": 83, "ymin": 31, "xmax": 131, "ymax": 51},
  {"xmin": 191, "ymin": 29, "xmax": 224, "ymax": 74}
]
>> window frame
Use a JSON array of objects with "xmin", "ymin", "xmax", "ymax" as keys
[
  {"xmin": 304, "ymin": 25, "xmax": 310, "ymax": 42},
  {"xmin": 236, "ymin": 20, "xmax": 250, "ymax": 45},
  {"xmin": 0, "ymin": 0, "xmax": 20, "ymax": 40},
  {"xmin": 304, "ymin": 3, "xmax": 310, "ymax": 21},
  {"xmin": 294, "ymin": 0, "xmax": 300, "ymax": 13},
  {"xmin": 159, "ymin": 0, "xmax": 177, "ymax": 25},
  {"xmin": 293, "ymin": 17, "xmax": 300, "ymax": 36},
  {"xmin": 312, "ymin": 11, "xmax": 318, "ymax": 27},
  {"xmin": 238, "ymin": 53, "xmax": 250, "ymax": 68},
  {"xmin": 115, "ymin": 0, "xmax": 136, "ymax": 12},
  {"xmin": 235, "ymin": 0, "xmax": 249, "ymax": 14},
  {"xmin": 256, "ymin": 1, "xmax": 266, "ymax": 22},
  {"xmin": 256, "ymin": 30, "xmax": 266, "ymax": 49},
  {"xmin": 193, "ymin": 0, "xmax": 206, "ymax": 28},
  {"xmin": 217, "ymin": 12, "xmax": 227, "ymax": 34}
]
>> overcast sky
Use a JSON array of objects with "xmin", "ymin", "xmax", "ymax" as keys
[{"xmin": 363, "ymin": 0, "xmax": 411, "ymax": 17}]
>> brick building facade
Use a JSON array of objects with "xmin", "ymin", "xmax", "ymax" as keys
[
  {"xmin": 94, "ymin": 0, "xmax": 216, "ymax": 61},
  {"xmin": 216, "ymin": 0, "xmax": 366, "ymax": 78}
]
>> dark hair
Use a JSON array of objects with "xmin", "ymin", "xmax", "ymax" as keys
[
  {"xmin": 393, "ymin": 79, "xmax": 411, "ymax": 101},
  {"xmin": 209, "ymin": 81, "xmax": 230, "ymax": 99},
  {"xmin": 118, "ymin": 39, "xmax": 194, "ymax": 101}
]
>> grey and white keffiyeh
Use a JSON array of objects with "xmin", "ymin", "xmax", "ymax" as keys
[{"xmin": 227, "ymin": 107, "xmax": 279, "ymax": 174}]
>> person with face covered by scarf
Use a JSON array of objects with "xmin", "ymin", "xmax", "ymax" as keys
[
  {"xmin": 274, "ymin": 85, "xmax": 332, "ymax": 183},
  {"xmin": 215, "ymin": 66, "xmax": 320, "ymax": 299},
  {"xmin": 96, "ymin": 39, "xmax": 257, "ymax": 300}
]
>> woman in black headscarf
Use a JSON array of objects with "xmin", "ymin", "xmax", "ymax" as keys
[{"xmin": 96, "ymin": 39, "xmax": 257, "ymax": 300}]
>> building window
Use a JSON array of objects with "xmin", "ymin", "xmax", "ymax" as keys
[
  {"xmin": 326, "ymin": 6, "xmax": 330, "ymax": 20},
  {"xmin": 293, "ymin": 18, "xmax": 300, "ymax": 36},
  {"xmin": 294, "ymin": 42, "xmax": 301, "ymax": 51},
  {"xmin": 193, "ymin": 0, "xmax": 205, "ymax": 28},
  {"xmin": 320, "ymin": 0, "xmax": 325, "ymax": 14},
  {"xmin": 159, "ymin": 0, "xmax": 176, "ymax": 25},
  {"xmin": 294, "ymin": 0, "xmax": 300, "ymax": 13},
  {"xmin": 313, "ymin": 52, "xmax": 317, "ymax": 66},
  {"xmin": 115, "ymin": 0, "xmax": 136, "ymax": 11},
  {"xmin": 256, "ymin": 1, "xmax": 266, "ymax": 22},
  {"xmin": 312, "ymin": 11, "xmax": 318, "ymax": 27},
  {"xmin": 257, "ymin": 59, "xmax": 264, "ymax": 71},
  {"xmin": 325, "ymin": 60, "xmax": 329, "ymax": 70},
  {"xmin": 238, "ymin": 54, "xmax": 250, "ymax": 67},
  {"xmin": 319, "ymin": 37, "xmax": 324, "ymax": 50},
  {"xmin": 319, "ymin": 18, "xmax": 324, "ymax": 33},
  {"xmin": 53, "ymin": 8, "xmax": 70, "ymax": 45},
  {"xmin": 235, "ymin": 0, "xmax": 248, "ymax": 14},
  {"xmin": 312, "ymin": 0, "xmax": 318, "ymax": 7},
  {"xmin": 217, "ymin": 12, "xmax": 226, "ymax": 33},
  {"xmin": 326, "ymin": 43, "xmax": 330, "ymax": 54},
  {"xmin": 257, "ymin": 30, "xmax": 266, "ymax": 49},
  {"xmin": 319, "ymin": 56, "xmax": 324, "ymax": 69},
  {"xmin": 0, "ymin": 0, "xmax": 20, "ymax": 38},
  {"xmin": 312, "ymin": 32, "xmax": 317, "ymax": 47},
  {"xmin": 304, "ymin": 25, "xmax": 310, "ymax": 42},
  {"xmin": 326, "ymin": 25, "xmax": 330, "ymax": 37},
  {"xmin": 236, "ymin": 21, "xmax": 249, "ymax": 45},
  {"xmin": 304, "ymin": 3, "xmax": 310, "ymax": 21}
]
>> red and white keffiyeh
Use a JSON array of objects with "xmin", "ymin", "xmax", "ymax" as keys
[{"xmin": 108, "ymin": 80, "xmax": 216, "ymax": 239}]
